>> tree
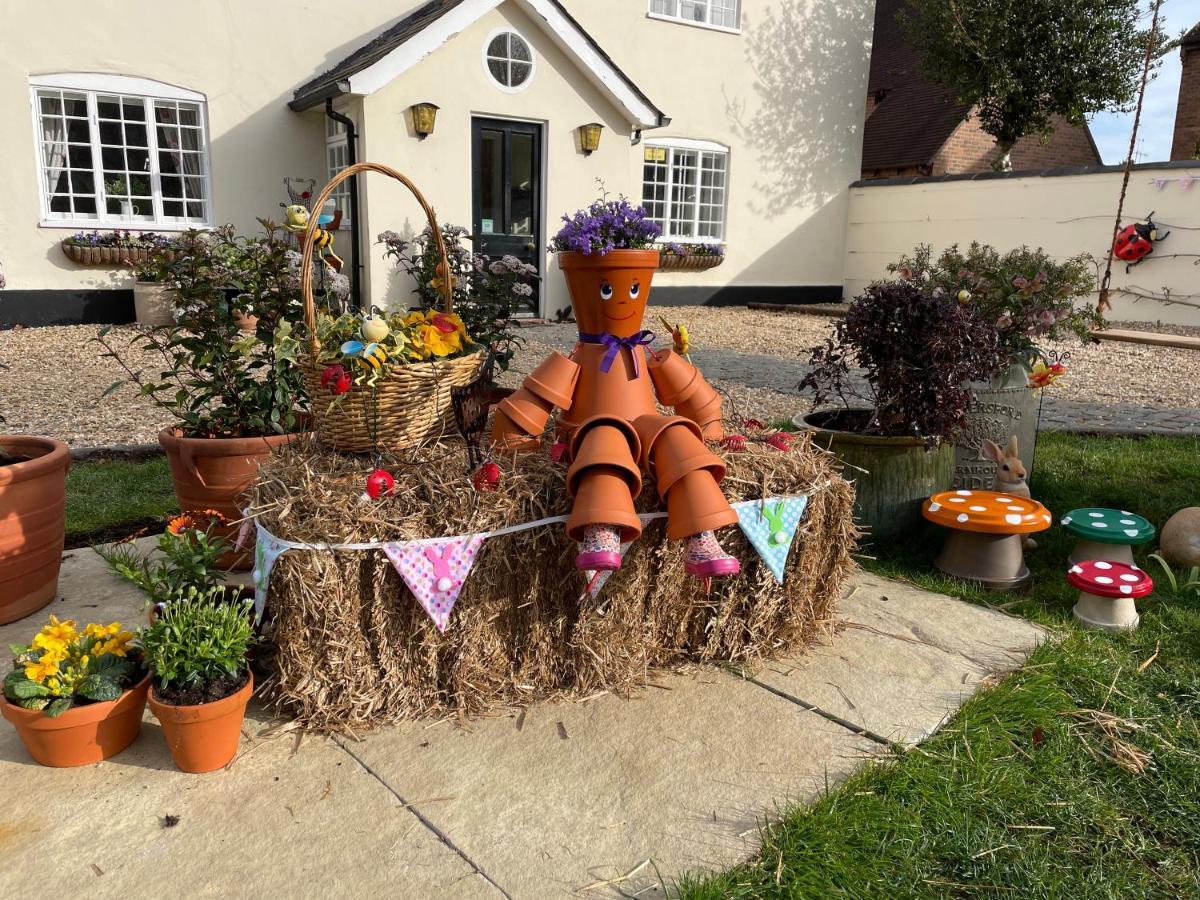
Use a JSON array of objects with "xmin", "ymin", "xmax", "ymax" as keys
[{"xmin": 901, "ymin": 0, "xmax": 1154, "ymax": 170}]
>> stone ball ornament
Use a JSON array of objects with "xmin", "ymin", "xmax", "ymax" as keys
[{"xmin": 1160, "ymin": 507, "xmax": 1200, "ymax": 568}]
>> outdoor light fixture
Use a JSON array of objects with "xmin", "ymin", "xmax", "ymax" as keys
[
  {"xmin": 579, "ymin": 122, "xmax": 603, "ymax": 155},
  {"xmin": 411, "ymin": 102, "xmax": 439, "ymax": 139}
]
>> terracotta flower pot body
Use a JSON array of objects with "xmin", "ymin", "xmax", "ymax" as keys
[
  {"xmin": 159, "ymin": 428, "xmax": 308, "ymax": 570},
  {"xmin": 1, "ymin": 673, "xmax": 149, "ymax": 767},
  {"xmin": 558, "ymin": 344, "xmax": 658, "ymax": 434},
  {"xmin": 0, "ymin": 436, "xmax": 69, "ymax": 625},
  {"xmin": 132, "ymin": 281, "xmax": 177, "ymax": 327},
  {"xmin": 558, "ymin": 249, "xmax": 660, "ymax": 339},
  {"xmin": 149, "ymin": 672, "xmax": 253, "ymax": 773},
  {"xmin": 797, "ymin": 410, "xmax": 954, "ymax": 545}
]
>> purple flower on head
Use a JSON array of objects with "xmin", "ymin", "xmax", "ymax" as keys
[{"xmin": 550, "ymin": 197, "xmax": 661, "ymax": 255}]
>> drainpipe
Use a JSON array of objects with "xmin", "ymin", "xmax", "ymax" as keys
[{"xmin": 325, "ymin": 98, "xmax": 362, "ymax": 311}]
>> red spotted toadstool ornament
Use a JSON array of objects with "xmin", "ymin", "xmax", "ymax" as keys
[{"xmin": 364, "ymin": 468, "xmax": 394, "ymax": 501}]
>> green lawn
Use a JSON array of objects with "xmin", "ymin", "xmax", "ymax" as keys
[
  {"xmin": 681, "ymin": 432, "xmax": 1200, "ymax": 898},
  {"xmin": 65, "ymin": 455, "xmax": 177, "ymax": 547}
]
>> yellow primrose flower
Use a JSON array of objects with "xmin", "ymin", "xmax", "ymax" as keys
[
  {"xmin": 41, "ymin": 615, "xmax": 77, "ymax": 643},
  {"xmin": 25, "ymin": 656, "xmax": 60, "ymax": 683},
  {"xmin": 32, "ymin": 632, "xmax": 68, "ymax": 656},
  {"xmin": 417, "ymin": 324, "xmax": 457, "ymax": 358},
  {"xmin": 402, "ymin": 310, "xmax": 427, "ymax": 327}
]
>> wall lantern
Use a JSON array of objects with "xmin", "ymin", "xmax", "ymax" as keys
[
  {"xmin": 410, "ymin": 102, "xmax": 440, "ymax": 139},
  {"xmin": 579, "ymin": 122, "xmax": 603, "ymax": 156}
]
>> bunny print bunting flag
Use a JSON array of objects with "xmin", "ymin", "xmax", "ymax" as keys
[
  {"xmin": 733, "ymin": 496, "xmax": 808, "ymax": 583},
  {"xmin": 253, "ymin": 527, "xmax": 292, "ymax": 621},
  {"xmin": 384, "ymin": 535, "xmax": 486, "ymax": 632}
]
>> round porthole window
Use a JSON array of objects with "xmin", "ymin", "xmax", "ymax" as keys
[{"xmin": 485, "ymin": 31, "xmax": 534, "ymax": 90}]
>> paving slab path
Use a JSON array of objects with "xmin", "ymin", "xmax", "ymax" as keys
[
  {"xmin": 524, "ymin": 322, "xmax": 1200, "ymax": 437},
  {"xmin": 0, "ymin": 549, "xmax": 1045, "ymax": 898}
]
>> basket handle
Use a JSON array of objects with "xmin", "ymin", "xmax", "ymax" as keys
[{"xmin": 299, "ymin": 161, "xmax": 454, "ymax": 354}]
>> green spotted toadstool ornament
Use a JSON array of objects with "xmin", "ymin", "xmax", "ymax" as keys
[{"xmin": 1061, "ymin": 508, "xmax": 1155, "ymax": 566}]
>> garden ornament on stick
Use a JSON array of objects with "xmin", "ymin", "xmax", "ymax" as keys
[
  {"xmin": 490, "ymin": 200, "xmax": 739, "ymax": 580},
  {"xmin": 282, "ymin": 203, "xmax": 343, "ymax": 271}
]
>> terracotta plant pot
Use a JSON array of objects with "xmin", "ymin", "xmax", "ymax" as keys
[
  {"xmin": 1, "ymin": 673, "xmax": 150, "ymax": 767},
  {"xmin": 558, "ymin": 249, "xmax": 660, "ymax": 339},
  {"xmin": 159, "ymin": 428, "xmax": 309, "ymax": 570},
  {"xmin": 149, "ymin": 672, "xmax": 253, "ymax": 773},
  {"xmin": 232, "ymin": 310, "xmax": 258, "ymax": 333},
  {"xmin": 0, "ymin": 436, "xmax": 70, "ymax": 624}
]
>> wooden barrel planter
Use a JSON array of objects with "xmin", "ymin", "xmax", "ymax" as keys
[
  {"xmin": 61, "ymin": 242, "xmax": 176, "ymax": 267},
  {"xmin": 657, "ymin": 254, "xmax": 724, "ymax": 272}
]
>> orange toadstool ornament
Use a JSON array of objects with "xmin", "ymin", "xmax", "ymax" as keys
[{"xmin": 491, "ymin": 238, "xmax": 738, "ymax": 580}]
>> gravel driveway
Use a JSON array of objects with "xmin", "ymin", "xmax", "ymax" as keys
[{"xmin": 1, "ymin": 308, "xmax": 1196, "ymax": 447}]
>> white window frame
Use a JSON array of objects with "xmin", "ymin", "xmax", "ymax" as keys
[
  {"xmin": 646, "ymin": 0, "xmax": 741, "ymax": 34},
  {"xmin": 481, "ymin": 27, "xmax": 537, "ymax": 93},
  {"xmin": 29, "ymin": 73, "xmax": 213, "ymax": 230},
  {"xmin": 325, "ymin": 117, "xmax": 352, "ymax": 226},
  {"xmin": 641, "ymin": 138, "xmax": 730, "ymax": 243}
]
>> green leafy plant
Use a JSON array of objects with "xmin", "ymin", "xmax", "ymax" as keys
[
  {"xmin": 889, "ymin": 243, "xmax": 1102, "ymax": 367},
  {"xmin": 378, "ymin": 224, "xmax": 533, "ymax": 371},
  {"xmin": 94, "ymin": 222, "xmax": 332, "ymax": 438},
  {"xmin": 139, "ymin": 592, "xmax": 256, "ymax": 693},
  {"xmin": 96, "ymin": 511, "xmax": 230, "ymax": 607},
  {"xmin": 4, "ymin": 617, "xmax": 140, "ymax": 717},
  {"xmin": 1148, "ymin": 553, "xmax": 1200, "ymax": 597},
  {"xmin": 900, "ymin": 0, "xmax": 1156, "ymax": 170},
  {"xmin": 801, "ymin": 280, "xmax": 1006, "ymax": 442}
]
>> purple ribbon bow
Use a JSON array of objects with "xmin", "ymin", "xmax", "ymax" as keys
[{"xmin": 579, "ymin": 330, "xmax": 656, "ymax": 376}]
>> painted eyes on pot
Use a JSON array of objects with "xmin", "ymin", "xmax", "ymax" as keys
[
  {"xmin": 629, "ymin": 281, "xmax": 641, "ymax": 299},
  {"xmin": 599, "ymin": 282, "xmax": 614, "ymax": 301}
]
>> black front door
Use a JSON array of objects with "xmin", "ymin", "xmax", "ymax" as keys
[{"xmin": 472, "ymin": 117, "xmax": 541, "ymax": 315}]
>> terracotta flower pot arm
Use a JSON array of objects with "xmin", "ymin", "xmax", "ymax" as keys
[
  {"xmin": 490, "ymin": 353, "xmax": 582, "ymax": 450},
  {"xmin": 648, "ymin": 350, "xmax": 724, "ymax": 440}
]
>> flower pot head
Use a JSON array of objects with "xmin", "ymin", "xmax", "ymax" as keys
[{"xmin": 559, "ymin": 250, "xmax": 660, "ymax": 339}]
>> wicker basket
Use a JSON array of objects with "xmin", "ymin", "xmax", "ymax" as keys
[
  {"xmin": 299, "ymin": 162, "xmax": 485, "ymax": 453},
  {"xmin": 658, "ymin": 253, "xmax": 724, "ymax": 272}
]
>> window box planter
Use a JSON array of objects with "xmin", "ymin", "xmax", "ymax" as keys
[
  {"xmin": 658, "ymin": 253, "xmax": 725, "ymax": 272},
  {"xmin": 60, "ymin": 240, "xmax": 177, "ymax": 267}
]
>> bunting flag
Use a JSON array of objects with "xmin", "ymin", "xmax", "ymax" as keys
[
  {"xmin": 1182, "ymin": 176, "xmax": 1197, "ymax": 190},
  {"xmin": 253, "ymin": 527, "xmax": 293, "ymax": 621},
  {"xmin": 581, "ymin": 542, "xmax": 635, "ymax": 598},
  {"xmin": 733, "ymin": 496, "xmax": 809, "ymax": 584},
  {"xmin": 1154, "ymin": 177, "xmax": 1169, "ymax": 191},
  {"xmin": 383, "ymin": 534, "xmax": 486, "ymax": 632}
]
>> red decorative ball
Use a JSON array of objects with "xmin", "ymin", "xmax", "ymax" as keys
[
  {"xmin": 365, "ymin": 468, "xmax": 394, "ymax": 500},
  {"xmin": 473, "ymin": 462, "xmax": 501, "ymax": 492},
  {"xmin": 549, "ymin": 441, "xmax": 571, "ymax": 465},
  {"xmin": 720, "ymin": 434, "xmax": 747, "ymax": 452},
  {"xmin": 765, "ymin": 432, "xmax": 794, "ymax": 452}
]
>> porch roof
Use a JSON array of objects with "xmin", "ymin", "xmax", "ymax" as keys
[{"xmin": 290, "ymin": 0, "xmax": 668, "ymax": 129}]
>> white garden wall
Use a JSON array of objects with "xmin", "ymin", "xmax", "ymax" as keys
[{"xmin": 845, "ymin": 164, "xmax": 1200, "ymax": 326}]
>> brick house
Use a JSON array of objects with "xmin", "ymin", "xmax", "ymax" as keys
[
  {"xmin": 1171, "ymin": 22, "xmax": 1200, "ymax": 161},
  {"xmin": 861, "ymin": 0, "xmax": 1101, "ymax": 179}
]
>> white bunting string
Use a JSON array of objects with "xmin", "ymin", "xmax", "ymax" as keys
[{"xmin": 245, "ymin": 483, "xmax": 830, "ymax": 626}]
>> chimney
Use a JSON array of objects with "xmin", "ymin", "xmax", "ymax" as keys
[{"xmin": 1171, "ymin": 24, "xmax": 1200, "ymax": 161}]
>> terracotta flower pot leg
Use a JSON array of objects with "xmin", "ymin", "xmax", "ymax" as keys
[{"xmin": 565, "ymin": 421, "xmax": 643, "ymax": 551}]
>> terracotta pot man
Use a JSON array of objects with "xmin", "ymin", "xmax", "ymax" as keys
[{"xmin": 491, "ymin": 250, "xmax": 740, "ymax": 578}]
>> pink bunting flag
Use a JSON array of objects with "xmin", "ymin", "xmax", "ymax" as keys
[
  {"xmin": 1154, "ymin": 178, "xmax": 1168, "ymax": 191},
  {"xmin": 1180, "ymin": 176, "xmax": 1196, "ymax": 190},
  {"xmin": 384, "ymin": 535, "xmax": 486, "ymax": 632}
]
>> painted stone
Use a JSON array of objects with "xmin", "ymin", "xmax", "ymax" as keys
[{"xmin": 1160, "ymin": 507, "xmax": 1200, "ymax": 568}]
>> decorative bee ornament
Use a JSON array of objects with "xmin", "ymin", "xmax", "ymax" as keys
[{"xmin": 282, "ymin": 203, "xmax": 344, "ymax": 271}]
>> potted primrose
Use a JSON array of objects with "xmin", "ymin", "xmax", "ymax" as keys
[
  {"xmin": 96, "ymin": 224, "xmax": 333, "ymax": 569},
  {"xmin": 797, "ymin": 280, "xmax": 1006, "ymax": 543},
  {"xmin": 888, "ymin": 244, "xmax": 1102, "ymax": 489},
  {"xmin": 2, "ymin": 617, "xmax": 147, "ymax": 767},
  {"xmin": 141, "ymin": 590, "xmax": 258, "ymax": 773}
]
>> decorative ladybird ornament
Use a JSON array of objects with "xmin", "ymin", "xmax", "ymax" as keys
[
  {"xmin": 473, "ymin": 461, "xmax": 501, "ymax": 492},
  {"xmin": 1113, "ymin": 213, "xmax": 1168, "ymax": 271},
  {"xmin": 364, "ymin": 468, "xmax": 395, "ymax": 500}
]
